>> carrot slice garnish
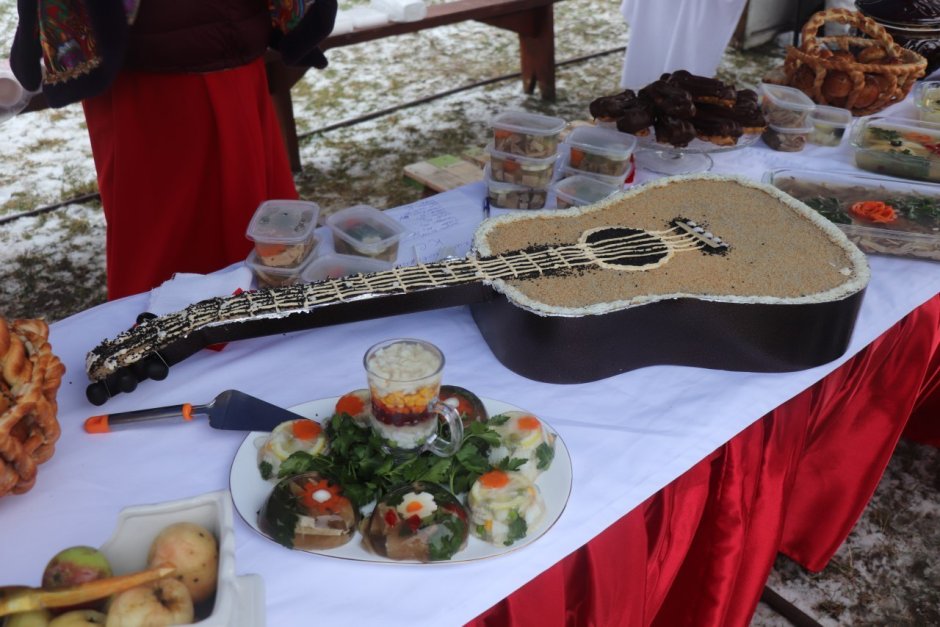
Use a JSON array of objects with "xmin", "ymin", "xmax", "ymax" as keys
[
  {"xmin": 517, "ymin": 415, "xmax": 541, "ymax": 430},
  {"xmin": 336, "ymin": 393, "xmax": 365, "ymax": 416},
  {"xmin": 480, "ymin": 470, "xmax": 510, "ymax": 489},
  {"xmin": 850, "ymin": 200, "xmax": 897, "ymax": 224},
  {"xmin": 292, "ymin": 419, "xmax": 322, "ymax": 440}
]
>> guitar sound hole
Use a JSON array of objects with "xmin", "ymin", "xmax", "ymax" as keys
[{"xmin": 585, "ymin": 227, "xmax": 669, "ymax": 268}]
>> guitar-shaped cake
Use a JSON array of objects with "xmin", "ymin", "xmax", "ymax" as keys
[{"xmin": 85, "ymin": 175, "xmax": 870, "ymax": 405}]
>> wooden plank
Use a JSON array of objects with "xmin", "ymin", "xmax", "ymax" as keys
[
  {"xmin": 403, "ymin": 154, "xmax": 484, "ymax": 194},
  {"xmin": 321, "ymin": 0, "xmax": 560, "ymax": 49}
]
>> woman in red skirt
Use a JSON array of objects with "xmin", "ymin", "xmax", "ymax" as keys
[{"xmin": 11, "ymin": 1, "xmax": 337, "ymax": 300}]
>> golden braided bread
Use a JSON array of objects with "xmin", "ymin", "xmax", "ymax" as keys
[{"xmin": 0, "ymin": 318, "xmax": 65, "ymax": 497}]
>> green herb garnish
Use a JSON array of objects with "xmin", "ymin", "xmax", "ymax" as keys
[
  {"xmin": 505, "ymin": 509, "xmax": 528, "ymax": 546},
  {"xmin": 428, "ymin": 517, "xmax": 469, "ymax": 561},
  {"xmin": 259, "ymin": 461, "xmax": 273, "ymax": 481},
  {"xmin": 535, "ymin": 442, "xmax": 555, "ymax": 470},
  {"xmin": 277, "ymin": 412, "xmax": 510, "ymax": 507}
]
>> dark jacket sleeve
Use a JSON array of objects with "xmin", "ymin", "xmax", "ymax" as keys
[
  {"xmin": 10, "ymin": 0, "xmax": 129, "ymax": 108},
  {"xmin": 270, "ymin": 0, "xmax": 338, "ymax": 69},
  {"xmin": 10, "ymin": 0, "xmax": 43, "ymax": 92}
]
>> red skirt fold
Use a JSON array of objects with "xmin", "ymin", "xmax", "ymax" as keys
[{"xmin": 82, "ymin": 57, "xmax": 298, "ymax": 300}]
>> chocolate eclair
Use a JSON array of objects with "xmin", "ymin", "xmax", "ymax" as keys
[
  {"xmin": 589, "ymin": 89, "xmax": 638, "ymax": 121},
  {"xmin": 696, "ymin": 100, "xmax": 767, "ymax": 135},
  {"xmin": 615, "ymin": 105, "xmax": 653, "ymax": 136},
  {"xmin": 653, "ymin": 115, "xmax": 696, "ymax": 147},
  {"xmin": 665, "ymin": 70, "xmax": 736, "ymax": 107},
  {"xmin": 735, "ymin": 88, "xmax": 759, "ymax": 107},
  {"xmin": 639, "ymin": 80, "xmax": 696, "ymax": 119},
  {"xmin": 691, "ymin": 114, "xmax": 743, "ymax": 146}
]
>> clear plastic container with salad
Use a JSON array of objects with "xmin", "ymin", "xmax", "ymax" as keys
[
  {"xmin": 758, "ymin": 83, "xmax": 815, "ymax": 129},
  {"xmin": 486, "ymin": 142, "xmax": 558, "ymax": 187},
  {"xmin": 484, "ymin": 164, "xmax": 549, "ymax": 210},
  {"xmin": 562, "ymin": 125, "xmax": 637, "ymax": 178},
  {"xmin": 851, "ymin": 116, "xmax": 940, "ymax": 183},
  {"xmin": 764, "ymin": 167, "xmax": 940, "ymax": 261},
  {"xmin": 551, "ymin": 174, "xmax": 622, "ymax": 209},
  {"xmin": 246, "ymin": 200, "xmax": 321, "ymax": 269},
  {"xmin": 489, "ymin": 110, "xmax": 567, "ymax": 159},
  {"xmin": 325, "ymin": 205, "xmax": 407, "ymax": 262}
]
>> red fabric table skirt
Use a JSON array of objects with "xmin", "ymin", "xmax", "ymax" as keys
[
  {"xmin": 469, "ymin": 295, "xmax": 940, "ymax": 627},
  {"xmin": 83, "ymin": 57, "xmax": 298, "ymax": 300}
]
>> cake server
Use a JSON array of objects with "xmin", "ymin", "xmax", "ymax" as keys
[{"xmin": 84, "ymin": 389, "xmax": 301, "ymax": 434}]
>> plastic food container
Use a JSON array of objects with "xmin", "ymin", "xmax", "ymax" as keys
[
  {"xmin": 562, "ymin": 126, "xmax": 637, "ymax": 178},
  {"xmin": 851, "ymin": 116, "xmax": 940, "ymax": 183},
  {"xmin": 758, "ymin": 83, "xmax": 816, "ymax": 128},
  {"xmin": 551, "ymin": 174, "xmax": 622, "ymax": 209},
  {"xmin": 486, "ymin": 142, "xmax": 558, "ymax": 187},
  {"xmin": 100, "ymin": 491, "xmax": 264, "ymax": 627},
  {"xmin": 762, "ymin": 123, "xmax": 812, "ymax": 152},
  {"xmin": 914, "ymin": 81, "xmax": 940, "ymax": 124},
  {"xmin": 808, "ymin": 105, "xmax": 852, "ymax": 147},
  {"xmin": 484, "ymin": 165, "xmax": 549, "ymax": 210},
  {"xmin": 246, "ymin": 200, "xmax": 320, "ymax": 269},
  {"xmin": 301, "ymin": 252, "xmax": 393, "ymax": 281},
  {"xmin": 325, "ymin": 205, "xmax": 406, "ymax": 262},
  {"xmin": 558, "ymin": 153, "xmax": 631, "ymax": 188},
  {"xmin": 765, "ymin": 167, "xmax": 940, "ymax": 262},
  {"xmin": 490, "ymin": 110, "xmax": 567, "ymax": 158},
  {"xmin": 246, "ymin": 250, "xmax": 310, "ymax": 287}
]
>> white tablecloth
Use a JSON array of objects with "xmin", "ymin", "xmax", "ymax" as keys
[{"xmin": 3, "ymin": 99, "xmax": 940, "ymax": 626}]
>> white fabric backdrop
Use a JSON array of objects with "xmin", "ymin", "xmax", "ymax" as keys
[{"xmin": 620, "ymin": 0, "xmax": 749, "ymax": 89}]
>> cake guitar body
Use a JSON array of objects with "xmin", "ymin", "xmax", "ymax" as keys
[{"xmin": 84, "ymin": 175, "xmax": 870, "ymax": 403}]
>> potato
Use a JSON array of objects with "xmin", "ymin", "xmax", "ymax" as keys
[{"xmin": 146, "ymin": 523, "xmax": 218, "ymax": 604}]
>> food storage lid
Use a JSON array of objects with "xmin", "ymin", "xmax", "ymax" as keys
[
  {"xmin": 489, "ymin": 110, "xmax": 567, "ymax": 137},
  {"xmin": 301, "ymin": 253, "xmax": 393, "ymax": 281},
  {"xmin": 485, "ymin": 141, "xmax": 560, "ymax": 166},
  {"xmin": 758, "ymin": 83, "xmax": 816, "ymax": 112},
  {"xmin": 563, "ymin": 126, "xmax": 638, "ymax": 161},
  {"xmin": 809, "ymin": 105, "xmax": 852, "ymax": 127},
  {"xmin": 325, "ymin": 205, "xmax": 407, "ymax": 256},
  {"xmin": 246, "ymin": 200, "xmax": 320, "ymax": 244},
  {"xmin": 551, "ymin": 174, "xmax": 622, "ymax": 207}
]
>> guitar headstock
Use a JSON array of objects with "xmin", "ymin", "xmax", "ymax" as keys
[{"xmin": 670, "ymin": 218, "xmax": 729, "ymax": 255}]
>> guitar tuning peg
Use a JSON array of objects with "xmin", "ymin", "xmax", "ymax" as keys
[{"xmin": 704, "ymin": 231, "xmax": 714, "ymax": 239}]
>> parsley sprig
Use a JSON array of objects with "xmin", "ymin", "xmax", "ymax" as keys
[{"xmin": 277, "ymin": 413, "xmax": 512, "ymax": 507}]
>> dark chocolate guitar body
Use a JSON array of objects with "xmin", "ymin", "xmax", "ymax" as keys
[{"xmin": 84, "ymin": 175, "xmax": 870, "ymax": 405}]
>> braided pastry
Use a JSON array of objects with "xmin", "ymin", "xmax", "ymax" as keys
[{"xmin": 0, "ymin": 317, "xmax": 65, "ymax": 497}]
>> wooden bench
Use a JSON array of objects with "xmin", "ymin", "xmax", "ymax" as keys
[{"xmin": 266, "ymin": 0, "xmax": 561, "ymax": 172}]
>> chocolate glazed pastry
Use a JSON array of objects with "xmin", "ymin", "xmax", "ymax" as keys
[
  {"xmin": 589, "ymin": 89, "xmax": 637, "ymax": 121},
  {"xmin": 664, "ymin": 70, "xmax": 736, "ymax": 107},
  {"xmin": 653, "ymin": 115, "xmax": 696, "ymax": 147},
  {"xmin": 692, "ymin": 114, "xmax": 743, "ymax": 146},
  {"xmin": 639, "ymin": 80, "xmax": 696, "ymax": 118},
  {"xmin": 615, "ymin": 104, "xmax": 654, "ymax": 135},
  {"xmin": 696, "ymin": 101, "xmax": 767, "ymax": 135}
]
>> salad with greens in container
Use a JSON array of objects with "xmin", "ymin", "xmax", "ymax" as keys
[{"xmin": 766, "ymin": 168, "xmax": 940, "ymax": 261}]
